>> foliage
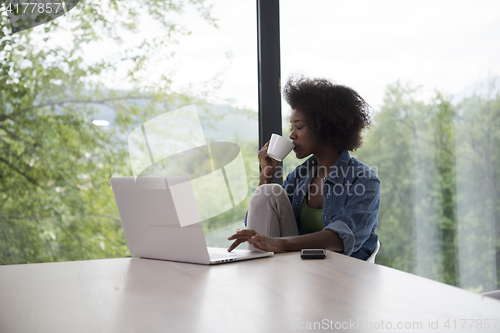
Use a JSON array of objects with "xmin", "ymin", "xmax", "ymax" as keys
[
  {"xmin": 0, "ymin": 0, "xmax": 217, "ymax": 264},
  {"xmin": 355, "ymin": 79, "xmax": 500, "ymax": 291}
]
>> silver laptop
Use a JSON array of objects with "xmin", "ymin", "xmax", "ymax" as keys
[{"xmin": 110, "ymin": 177, "xmax": 273, "ymax": 264}]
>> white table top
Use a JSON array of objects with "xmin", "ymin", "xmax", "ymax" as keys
[{"xmin": 1, "ymin": 251, "xmax": 499, "ymax": 333}]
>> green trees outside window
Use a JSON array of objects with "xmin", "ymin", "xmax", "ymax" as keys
[{"xmin": 355, "ymin": 80, "xmax": 500, "ymax": 292}]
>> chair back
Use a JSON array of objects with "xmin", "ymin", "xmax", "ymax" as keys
[
  {"xmin": 367, "ymin": 240, "xmax": 380, "ymax": 263},
  {"xmin": 482, "ymin": 290, "xmax": 500, "ymax": 301}
]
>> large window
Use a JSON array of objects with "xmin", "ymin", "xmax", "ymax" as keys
[
  {"xmin": 4, "ymin": 0, "xmax": 499, "ymax": 295},
  {"xmin": 280, "ymin": 0, "xmax": 500, "ymax": 292},
  {"xmin": 0, "ymin": 0, "xmax": 258, "ymax": 263}
]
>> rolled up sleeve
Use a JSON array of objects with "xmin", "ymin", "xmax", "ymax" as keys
[
  {"xmin": 324, "ymin": 220, "xmax": 355, "ymax": 255},
  {"xmin": 324, "ymin": 177, "xmax": 380, "ymax": 256}
]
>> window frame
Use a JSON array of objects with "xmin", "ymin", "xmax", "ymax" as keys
[{"xmin": 256, "ymin": 0, "xmax": 283, "ymax": 184}]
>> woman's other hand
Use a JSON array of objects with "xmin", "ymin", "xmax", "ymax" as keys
[
  {"xmin": 227, "ymin": 229, "xmax": 285, "ymax": 253},
  {"xmin": 227, "ymin": 229, "xmax": 256, "ymax": 252}
]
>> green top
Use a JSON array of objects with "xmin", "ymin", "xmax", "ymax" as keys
[{"xmin": 300, "ymin": 198, "xmax": 324, "ymax": 233}]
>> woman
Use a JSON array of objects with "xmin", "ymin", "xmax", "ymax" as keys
[{"xmin": 228, "ymin": 76, "xmax": 380, "ymax": 260}]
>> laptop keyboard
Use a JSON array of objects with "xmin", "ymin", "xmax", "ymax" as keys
[{"xmin": 209, "ymin": 252, "xmax": 237, "ymax": 260}]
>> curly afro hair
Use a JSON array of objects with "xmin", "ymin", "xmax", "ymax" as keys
[{"xmin": 283, "ymin": 75, "xmax": 372, "ymax": 152}]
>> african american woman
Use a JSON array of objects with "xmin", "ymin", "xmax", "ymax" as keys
[{"xmin": 228, "ymin": 76, "xmax": 380, "ymax": 261}]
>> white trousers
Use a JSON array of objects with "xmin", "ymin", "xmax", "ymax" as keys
[{"xmin": 246, "ymin": 184, "xmax": 300, "ymax": 240}]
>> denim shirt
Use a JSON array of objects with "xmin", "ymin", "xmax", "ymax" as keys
[{"xmin": 247, "ymin": 151, "xmax": 380, "ymax": 260}]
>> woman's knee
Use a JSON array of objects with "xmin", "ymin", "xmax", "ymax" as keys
[{"xmin": 249, "ymin": 184, "xmax": 287, "ymax": 207}]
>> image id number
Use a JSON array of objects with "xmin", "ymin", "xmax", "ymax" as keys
[
  {"xmin": 6, "ymin": 1, "xmax": 64, "ymax": 15},
  {"xmin": 444, "ymin": 319, "xmax": 499, "ymax": 330}
]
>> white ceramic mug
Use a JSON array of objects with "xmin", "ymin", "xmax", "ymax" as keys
[{"xmin": 267, "ymin": 133, "xmax": 295, "ymax": 162}]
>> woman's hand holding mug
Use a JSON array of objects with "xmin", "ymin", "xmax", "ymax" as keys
[
  {"xmin": 258, "ymin": 134, "xmax": 295, "ymax": 185},
  {"xmin": 258, "ymin": 141, "xmax": 280, "ymax": 183}
]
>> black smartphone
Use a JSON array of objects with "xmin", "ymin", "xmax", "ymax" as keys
[{"xmin": 300, "ymin": 249, "xmax": 326, "ymax": 259}]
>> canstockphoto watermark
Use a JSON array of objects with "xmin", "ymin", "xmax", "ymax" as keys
[
  {"xmin": 290, "ymin": 318, "xmax": 499, "ymax": 331},
  {"xmin": 290, "ymin": 319, "xmax": 424, "ymax": 330},
  {"xmin": 3, "ymin": 0, "xmax": 80, "ymax": 34}
]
